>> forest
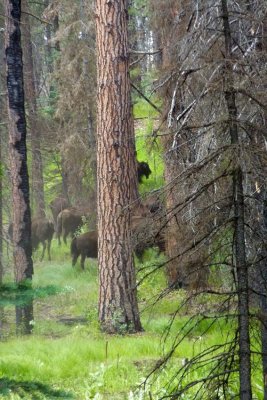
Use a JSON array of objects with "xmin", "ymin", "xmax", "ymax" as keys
[{"xmin": 0, "ymin": 0, "xmax": 267, "ymax": 399}]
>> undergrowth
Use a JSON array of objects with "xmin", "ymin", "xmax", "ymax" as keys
[{"xmin": 0, "ymin": 100, "xmax": 263, "ymax": 398}]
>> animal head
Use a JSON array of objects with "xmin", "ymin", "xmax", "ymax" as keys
[{"xmin": 137, "ymin": 161, "xmax": 152, "ymax": 183}]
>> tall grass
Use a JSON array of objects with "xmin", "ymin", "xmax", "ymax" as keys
[{"xmin": 1, "ymin": 236, "xmax": 264, "ymax": 398}]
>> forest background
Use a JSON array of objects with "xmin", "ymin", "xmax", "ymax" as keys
[{"xmin": 0, "ymin": 0, "xmax": 267, "ymax": 399}]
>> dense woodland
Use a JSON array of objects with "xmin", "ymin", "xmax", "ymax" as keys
[{"xmin": 0, "ymin": 0, "xmax": 267, "ymax": 399}]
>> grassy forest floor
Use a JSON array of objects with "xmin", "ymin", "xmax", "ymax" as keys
[
  {"xmin": 0, "ymin": 239, "xmax": 242, "ymax": 400},
  {"xmin": 0, "ymin": 102, "xmax": 264, "ymax": 399}
]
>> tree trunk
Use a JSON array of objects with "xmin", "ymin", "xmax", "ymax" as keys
[
  {"xmin": 221, "ymin": 1, "xmax": 252, "ymax": 398},
  {"xmin": 160, "ymin": 2, "xmax": 194, "ymax": 288},
  {"xmin": 16, "ymin": 302, "xmax": 33, "ymax": 335},
  {"xmin": 0, "ymin": 125, "xmax": 2, "ymax": 285},
  {"xmin": 5, "ymin": 0, "xmax": 33, "ymax": 283},
  {"xmin": 43, "ymin": 0, "xmax": 53, "ymax": 74},
  {"xmin": 60, "ymin": 155, "xmax": 70, "ymax": 204},
  {"xmin": 260, "ymin": 11, "xmax": 267, "ymax": 399},
  {"xmin": 22, "ymin": 0, "xmax": 45, "ymax": 218},
  {"xmin": 0, "ymin": 28, "xmax": 3, "ymax": 285},
  {"xmin": 96, "ymin": 0, "xmax": 142, "ymax": 334},
  {"xmin": 261, "ymin": 280, "xmax": 267, "ymax": 400},
  {"xmin": 163, "ymin": 144, "xmax": 184, "ymax": 288}
]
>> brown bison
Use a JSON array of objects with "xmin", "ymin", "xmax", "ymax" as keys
[
  {"xmin": 71, "ymin": 231, "xmax": 97, "ymax": 269},
  {"xmin": 143, "ymin": 192, "xmax": 164, "ymax": 215},
  {"xmin": 8, "ymin": 217, "xmax": 54, "ymax": 261},
  {"xmin": 132, "ymin": 215, "xmax": 165, "ymax": 260},
  {"xmin": 70, "ymin": 219, "xmax": 165, "ymax": 269},
  {"xmin": 137, "ymin": 161, "xmax": 152, "ymax": 183},
  {"xmin": 32, "ymin": 217, "xmax": 54, "ymax": 261},
  {"xmin": 49, "ymin": 196, "xmax": 70, "ymax": 231},
  {"xmin": 57, "ymin": 208, "xmax": 85, "ymax": 245}
]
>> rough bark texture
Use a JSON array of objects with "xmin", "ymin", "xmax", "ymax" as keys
[
  {"xmin": 163, "ymin": 145, "xmax": 183, "ymax": 287},
  {"xmin": 260, "ymin": 12, "xmax": 267, "ymax": 399},
  {"xmin": 0, "ymin": 106, "xmax": 3, "ymax": 285},
  {"xmin": 5, "ymin": 0, "xmax": 33, "ymax": 283},
  {"xmin": 160, "ymin": 2, "xmax": 196, "ymax": 288},
  {"xmin": 15, "ymin": 302, "xmax": 33, "ymax": 334},
  {"xmin": 160, "ymin": 2, "xmax": 182, "ymax": 288},
  {"xmin": 22, "ymin": 0, "xmax": 45, "ymax": 218},
  {"xmin": 43, "ymin": 0, "xmax": 53, "ymax": 74},
  {"xmin": 0, "ymin": 32, "xmax": 3, "ymax": 285},
  {"xmin": 96, "ymin": 0, "xmax": 142, "ymax": 333},
  {"xmin": 221, "ymin": 1, "xmax": 252, "ymax": 398}
]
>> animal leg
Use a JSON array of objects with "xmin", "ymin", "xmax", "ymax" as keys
[
  {"xmin": 72, "ymin": 254, "xmax": 79, "ymax": 267},
  {"xmin": 57, "ymin": 228, "xmax": 61, "ymax": 246},
  {"xmin": 40, "ymin": 242, "xmax": 46, "ymax": 261},
  {"xmin": 80, "ymin": 253, "xmax": 86, "ymax": 270},
  {"xmin": 47, "ymin": 240, "xmax": 52, "ymax": 261},
  {"xmin": 63, "ymin": 229, "xmax": 68, "ymax": 245}
]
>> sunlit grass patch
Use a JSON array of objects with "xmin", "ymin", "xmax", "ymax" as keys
[{"xmin": 0, "ymin": 333, "xmax": 164, "ymax": 399}]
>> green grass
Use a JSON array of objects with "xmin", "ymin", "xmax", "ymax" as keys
[
  {"xmin": 0, "ymin": 241, "xmax": 170, "ymax": 398},
  {"xmin": 0, "ymin": 238, "xmax": 264, "ymax": 399}
]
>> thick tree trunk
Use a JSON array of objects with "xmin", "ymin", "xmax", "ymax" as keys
[
  {"xmin": 163, "ymin": 144, "xmax": 184, "ymax": 288},
  {"xmin": 260, "ymin": 12, "xmax": 267, "ymax": 399},
  {"xmin": 261, "ymin": 282, "xmax": 267, "ymax": 399},
  {"xmin": 0, "ymin": 129, "xmax": 2, "ymax": 285},
  {"xmin": 22, "ymin": 0, "xmax": 45, "ymax": 218},
  {"xmin": 5, "ymin": 0, "xmax": 33, "ymax": 283},
  {"xmin": 15, "ymin": 302, "xmax": 33, "ymax": 335},
  {"xmin": 96, "ymin": 0, "xmax": 142, "ymax": 333},
  {"xmin": 160, "ymin": 3, "xmax": 194, "ymax": 289},
  {"xmin": 0, "ymin": 4, "xmax": 4, "ymax": 335},
  {"xmin": 221, "ymin": 1, "xmax": 252, "ymax": 398},
  {"xmin": 0, "ymin": 34, "xmax": 3, "ymax": 285}
]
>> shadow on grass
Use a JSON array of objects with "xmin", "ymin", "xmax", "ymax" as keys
[
  {"xmin": 0, "ymin": 377, "xmax": 74, "ymax": 398},
  {"xmin": 0, "ymin": 282, "xmax": 62, "ymax": 307}
]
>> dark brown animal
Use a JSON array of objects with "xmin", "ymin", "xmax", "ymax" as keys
[
  {"xmin": 70, "ymin": 231, "xmax": 98, "ymax": 269},
  {"xmin": 32, "ymin": 217, "xmax": 54, "ymax": 261},
  {"xmin": 8, "ymin": 217, "xmax": 54, "ymax": 261},
  {"xmin": 49, "ymin": 196, "xmax": 70, "ymax": 231},
  {"xmin": 57, "ymin": 208, "xmax": 85, "ymax": 245},
  {"xmin": 70, "ymin": 216, "xmax": 165, "ymax": 269},
  {"xmin": 132, "ymin": 215, "xmax": 165, "ymax": 260},
  {"xmin": 143, "ymin": 192, "xmax": 164, "ymax": 215},
  {"xmin": 137, "ymin": 161, "xmax": 152, "ymax": 183}
]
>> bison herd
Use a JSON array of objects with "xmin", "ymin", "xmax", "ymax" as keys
[{"xmin": 8, "ymin": 161, "xmax": 166, "ymax": 269}]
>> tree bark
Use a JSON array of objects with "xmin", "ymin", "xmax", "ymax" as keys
[
  {"xmin": 159, "ymin": 2, "xmax": 195, "ymax": 288},
  {"xmin": 221, "ymin": 1, "xmax": 252, "ymax": 398},
  {"xmin": 259, "ymin": 11, "xmax": 267, "ymax": 399},
  {"xmin": 43, "ymin": 0, "xmax": 53, "ymax": 74},
  {"xmin": 0, "ymin": 124, "xmax": 3, "ymax": 286},
  {"xmin": 96, "ymin": 0, "xmax": 142, "ymax": 333},
  {"xmin": 22, "ymin": 0, "xmax": 45, "ymax": 218},
  {"xmin": 0, "ymin": 25, "xmax": 3, "ymax": 285},
  {"xmin": 5, "ymin": 0, "xmax": 33, "ymax": 283}
]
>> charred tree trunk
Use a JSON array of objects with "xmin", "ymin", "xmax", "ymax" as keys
[
  {"xmin": 22, "ymin": 0, "xmax": 45, "ymax": 218},
  {"xmin": 259, "ymin": 11, "xmax": 267, "ymax": 399},
  {"xmin": 96, "ymin": 0, "xmax": 142, "ymax": 334},
  {"xmin": 0, "ymin": 126, "xmax": 3, "ymax": 285},
  {"xmin": 5, "ymin": 0, "xmax": 33, "ymax": 282},
  {"xmin": 0, "ymin": 31, "xmax": 3, "ymax": 285},
  {"xmin": 221, "ymin": 1, "xmax": 252, "ymax": 398}
]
